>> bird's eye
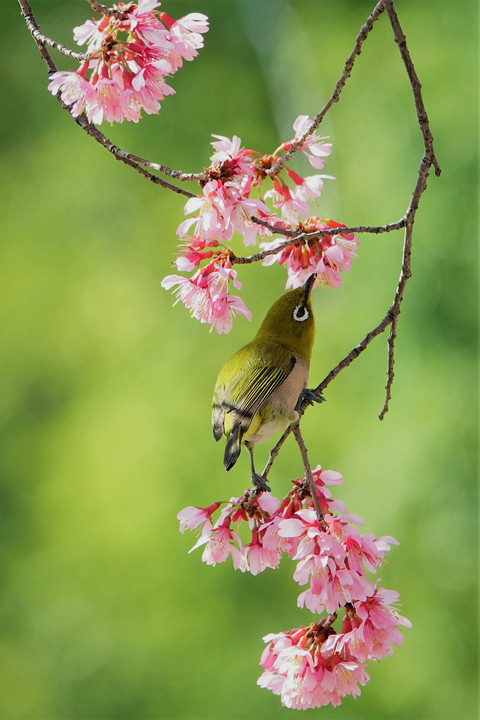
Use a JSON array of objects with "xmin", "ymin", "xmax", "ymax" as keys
[{"xmin": 293, "ymin": 304, "xmax": 309, "ymax": 322}]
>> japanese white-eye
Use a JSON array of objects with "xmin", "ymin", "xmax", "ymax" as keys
[{"xmin": 212, "ymin": 274, "xmax": 319, "ymax": 491}]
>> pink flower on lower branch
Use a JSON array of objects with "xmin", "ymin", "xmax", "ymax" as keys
[
  {"xmin": 200, "ymin": 522, "xmax": 247, "ymax": 571},
  {"xmin": 161, "ymin": 259, "xmax": 251, "ymax": 334},
  {"xmin": 245, "ymin": 529, "xmax": 282, "ymax": 575},
  {"xmin": 258, "ymin": 623, "xmax": 370, "ymax": 709},
  {"xmin": 323, "ymin": 588, "xmax": 412, "ymax": 662},
  {"xmin": 177, "ymin": 502, "xmax": 221, "ymax": 534}
]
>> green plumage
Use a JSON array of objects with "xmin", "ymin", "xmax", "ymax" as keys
[{"xmin": 212, "ymin": 278, "xmax": 317, "ymax": 489}]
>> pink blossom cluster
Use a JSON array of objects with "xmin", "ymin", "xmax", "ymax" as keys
[
  {"xmin": 178, "ymin": 465, "xmax": 410, "ymax": 708},
  {"xmin": 161, "ymin": 247, "xmax": 251, "ymax": 334},
  {"xmin": 163, "ymin": 118, "xmax": 358, "ymax": 331},
  {"xmin": 258, "ymin": 623, "xmax": 370, "ymax": 709},
  {"xmin": 261, "ymin": 217, "xmax": 359, "ymax": 290},
  {"xmin": 48, "ymin": 1, "xmax": 208, "ymax": 123}
]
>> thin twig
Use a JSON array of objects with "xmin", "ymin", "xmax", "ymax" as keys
[
  {"xmin": 20, "ymin": 13, "xmax": 89, "ymax": 62},
  {"xmin": 86, "ymin": 0, "xmax": 125, "ymax": 20},
  {"xmin": 232, "ymin": 218, "xmax": 407, "ymax": 266},
  {"xmin": 68, "ymin": 120, "xmax": 197, "ymax": 197},
  {"xmin": 126, "ymin": 154, "xmax": 208, "ymax": 183},
  {"xmin": 267, "ymin": 0, "xmax": 386, "ymax": 178},
  {"xmin": 383, "ymin": 0, "xmax": 441, "ymax": 179},
  {"xmin": 292, "ymin": 424, "xmax": 324, "ymax": 524},
  {"xmin": 377, "ymin": 0, "xmax": 442, "ymax": 417}
]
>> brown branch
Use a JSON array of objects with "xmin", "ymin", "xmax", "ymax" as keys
[
  {"xmin": 376, "ymin": 0, "xmax": 442, "ymax": 417},
  {"xmin": 292, "ymin": 424, "xmax": 324, "ymax": 524},
  {"xmin": 85, "ymin": 0, "xmax": 125, "ymax": 20},
  {"xmin": 19, "ymin": 11, "xmax": 89, "ymax": 62},
  {"xmin": 126, "ymin": 154, "xmax": 207, "ymax": 183},
  {"xmin": 68, "ymin": 119, "xmax": 197, "ymax": 197},
  {"xmin": 267, "ymin": 0, "xmax": 386, "ymax": 177},
  {"xmin": 383, "ymin": 0, "xmax": 441, "ymax": 179},
  {"xmin": 17, "ymin": 0, "xmax": 196, "ymax": 198},
  {"xmin": 232, "ymin": 218, "xmax": 407, "ymax": 266},
  {"xmin": 263, "ymin": 1, "xmax": 442, "ymax": 428}
]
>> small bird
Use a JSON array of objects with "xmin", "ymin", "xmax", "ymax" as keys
[{"xmin": 212, "ymin": 274, "xmax": 318, "ymax": 491}]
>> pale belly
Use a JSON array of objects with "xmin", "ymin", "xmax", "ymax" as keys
[{"xmin": 243, "ymin": 358, "xmax": 308, "ymax": 446}]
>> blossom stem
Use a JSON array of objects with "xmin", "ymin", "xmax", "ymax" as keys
[{"xmin": 292, "ymin": 424, "xmax": 324, "ymax": 524}]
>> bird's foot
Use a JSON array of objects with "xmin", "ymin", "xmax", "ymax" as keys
[
  {"xmin": 251, "ymin": 472, "xmax": 271, "ymax": 493},
  {"xmin": 296, "ymin": 388, "xmax": 326, "ymax": 411}
]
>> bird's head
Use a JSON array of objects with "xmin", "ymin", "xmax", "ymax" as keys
[{"xmin": 255, "ymin": 274, "xmax": 316, "ymax": 362}]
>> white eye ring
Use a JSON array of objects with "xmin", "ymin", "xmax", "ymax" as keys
[{"xmin": 293, "ymin": 304, "xmax": 309, "ymax": 322}]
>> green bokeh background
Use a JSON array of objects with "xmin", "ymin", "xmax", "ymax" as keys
[{"xmin": 1, "ymin": 1, "xmax": 478, "ymax": 718}]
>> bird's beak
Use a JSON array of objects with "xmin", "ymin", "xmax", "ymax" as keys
[{"xmin": 301, "ymin": 273, "xmax": 316, "ymax": 299}]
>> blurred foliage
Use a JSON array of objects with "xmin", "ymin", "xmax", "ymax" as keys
[{"xmin": 0, "ymin": 0, "xmax": 478, "ymax": 718}]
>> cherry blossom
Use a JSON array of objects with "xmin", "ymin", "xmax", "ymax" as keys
[
  {"xmin": 177, "ymin": 458, "xmax": 410, "ymax": 708},
  {"xmin": 261, "ymin": 217, "xmax": 359, "ymax": 289},
  {"xmin": 258, "ymin": 624, "xmax": 370, "ymax": 709},
  {"xmin": 178, "ymin": 177, "xmax": 270, "ymax": 246},
  {"xmin": 162, "ymin": 260, "xmax": 252, "ymax": 334},
  {"xmin": 280, "ymin": 114, "xmax": 333, "ymax": 169},
  {"xmin": 201, "ymin": 523, "xmax": 247, "ymax": 571},
  {"xmin": 322, "ymin": 588, "xmax": 412, "ymax": 662},
  {"xmin": 48, "ymin": 2, "xmax": 208, "ymax": 124},
  {"xmin": 177, "ymin": 502, "xmax": 221, "ymax": 534}
]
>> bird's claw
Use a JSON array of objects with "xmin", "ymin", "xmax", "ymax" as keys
[
  {"xmin": 252, "ymin": 472, "xmax": 271, "ymax": 493},
  {"xmin": 296, "ymin": 388, "xmax": 326, "ymax": 411}
]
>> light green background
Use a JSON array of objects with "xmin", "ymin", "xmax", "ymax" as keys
[{"xmin": 1, "ymin": 1, "xmax": 478, "ymax": 718}]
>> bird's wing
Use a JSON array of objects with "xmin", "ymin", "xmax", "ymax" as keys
[{"xmin": 212, "ymin": 343, "xmax": 296, "ymax": 440}]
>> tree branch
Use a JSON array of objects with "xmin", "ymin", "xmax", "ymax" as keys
[
  {"xmin": 17, "ymin": 0, "xmax": 198, "ymax": 196},
  {"xmin": 292, "ymin": 424, "xmax": 324, "ymax": 524},
  {"xmin": 267, "ymin": 0, "xmax": 386, "ymax": 177},
  {"xmin": 231, "ymin": 218, "xmax": 407, "ymax": 266},
  {"xmin": 85, "ymin": 0, "xmax": 125, "ymax": 20}
]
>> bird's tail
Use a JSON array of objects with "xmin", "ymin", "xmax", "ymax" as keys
[{"xmin": 224, "ymin": 425, "xmax": 243, "ymax": 471}]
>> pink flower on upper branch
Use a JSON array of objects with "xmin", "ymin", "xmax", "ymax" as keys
[
  {"xmin": 258, "ymin": 624, "xmax": 370, "ymax": 709},
  {"xmin": 280, "ymin": 114, "xmax": 333, "ymax": 169},
  {"xmin": 261, "ymin": 217, "xmax": 358, "ymax": 289},
  {"xmin": 178, "ymin": 178, "xmax": 270, "ymax": 246},
  {"xmin": 48, "ymin": 2, "xmax": 208, "ymax": 124},
  {"xmin": 161, "ymin": 256, "xmax": 251, "ymax": 334},
  {"xmin": 174, "ymin": 237, "xmax": 219, "ymax": 272},
  {"xmin": 162, "ymin": 11, "xmax": 209, "ymax": 65},
  {"xmin": 210, "ymin": 134, "xmax": 255, "ymax": 181},
  {"xmin": 47, "ymin": 69, "xmax": 96, "ymax": 117}
]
